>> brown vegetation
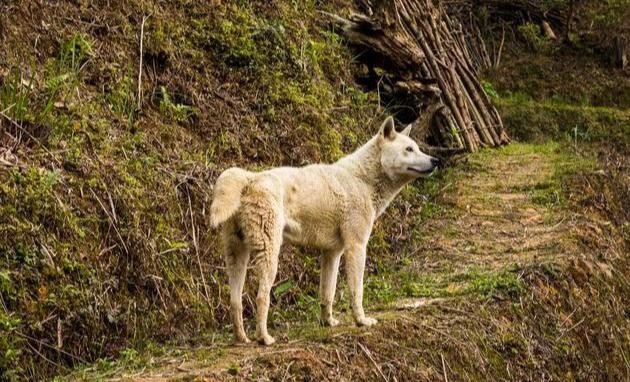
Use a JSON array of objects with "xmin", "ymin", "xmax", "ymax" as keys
[{"xmin": 0, "ymin": 0, "xmax": 628, "ymax": 380}]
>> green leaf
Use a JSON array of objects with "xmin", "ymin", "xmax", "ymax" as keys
[{"xmin": 273, "ymin": 280, "xmax": 294, "ymax": 299}]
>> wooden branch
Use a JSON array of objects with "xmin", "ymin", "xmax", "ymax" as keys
[
  {"xmin": 137, "ymin": 13, "xmax": 151, "ymax": 111},
  {"xmin": 495, "ymin": 23, "xmax": 506, "ymax": 67},
  {"xmin": 542, "ymin": 20, "xmax": 557, "ymax": 40},
  {"xmin": 325, "ymin": 0, "xmax": 508, "ymax": 151}
]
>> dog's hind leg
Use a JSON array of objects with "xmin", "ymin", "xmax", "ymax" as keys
[
  {"xmin": 319, "ymin": 249, "xmax": 343, "ymax": 327},
  {"xmin": 222, "ymin": 219, "xmax": 250, "ymax": 344},
  {"xmin": 252, "ymin": 239, "xmax": 280, "ymax": 346},
  {"xmin": 241, "ymin": 177, "xmax": 284, "ymax": 346}
]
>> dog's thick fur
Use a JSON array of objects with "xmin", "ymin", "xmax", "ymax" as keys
[{"xmin": 210, "ymin": 117, "xmax": 439, "ymax": 345}]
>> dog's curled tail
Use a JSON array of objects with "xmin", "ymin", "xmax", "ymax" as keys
[{"xmin": 210, "ymin": 167, "xmax": 252, "ymax": 228}]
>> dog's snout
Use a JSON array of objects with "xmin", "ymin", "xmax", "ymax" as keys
[{"xmin": 430, "ymin": 157, "xmax": 441, "ymax": 168}]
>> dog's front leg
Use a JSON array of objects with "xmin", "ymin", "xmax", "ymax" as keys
[
  {"xmin": 319, "ymin": 249, "xmax": 343, "ymax": 326},
  {"xmin": 345, "ymin": 243, "xmax": 378, "ymax": 327}
]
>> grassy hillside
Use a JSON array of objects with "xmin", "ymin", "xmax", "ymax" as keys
[
  {"xmin": 1, "ymin": 1, "xmax": 629, "ymax": 381},
  {"xmin": 0, "ymin": 1, "xmax": 390, "ymax": 379},
  {"xmin": 61, "ymin": 140, "xmax": 629, "ymax": 381},
  {"xmin": 483, "ymin": 46, "xmax": 630, "ymax": 153}
]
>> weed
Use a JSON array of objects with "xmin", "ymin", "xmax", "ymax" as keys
[
  {"xmin": 158, "ymin": 86, "xmax": 196, "ymax": 122},
  {"xmin": 57, "ymin": 33, "xmax": 92, "ymax": 73},
  {"xmin": 107, "ymin": 71, "xmax": 137, "ymax": 124},
  {"xmin": 465, "ymin": 269, "xmax": 523, "ymax": 298},
  {"xmin": 529, "ymin": 186, "xmax": 563, "ymax": 207},
  {"xmin": 39, "ymin": 34, "xmax": 93, "ymax": 123},
  {"xmin": 273, "ymin": 280, "xmax": 295, "ymax": 299},
  {"xmin": 0, "ymin": 33, "xmax": 93, "ymax": 130},
  {"xmin": 0, "ymin": 298, "xmax": 22, "ymax": 381},
  {"xmin": 227, "ymin": 363, "xmax": 240, "ymax": 375},
  {"xmin": 365, "ymin": 276, "xmax": 399, "ymax": 304},
  {"xmin": 482, "ymin": 80, "xmax": 499, "ymax": 99},
  {"xmin": 517, "ymin": 23, "xmax": 553, "ymax": 53},
  {"xmin": 118, "ymin": 348, "xmax": 139, "ymax": 365},
  {"xmin": 0, "ymin": 68, "xmax": 33, "ymax": 122}
]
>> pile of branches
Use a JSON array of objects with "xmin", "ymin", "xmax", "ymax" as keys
[
  {"xmin": 447, "ymin": 0, "xmax": 628, "ymax": 69},
  {"xmin": 327, "ymin": 0, "xmax": 509, "ymax": 152}
]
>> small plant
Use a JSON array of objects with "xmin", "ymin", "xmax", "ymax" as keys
[
  {"xmin": 57, "ymin": 33, "xmax": 92, "ymax": 73},
  {"xmin": 0, "ymin": 34, "xmax": 94, "ymax": 129},
  {"xmin": 39, "ymin": 34, "xmax": 92, "ymax": 121},
  {"xmin": 0, "ymin": 67, "xmax": 35, "ymax": 123},
  {"xmin": 518, "ymin": 22, "xmax": 552, "ymax": 52},
  {"xmin": 107, "ymin": 72, "xmax": 137, "ymax": 124},
  {"xmin": 0, "ymin": 309, "xmax": 22, "ymax": 381},
  {"xmin": 482, "ymin": 80, "xmax": 499, "ymax": 99},
  {"xmin": 119, "ymin": 348, "xmax": 139, "ymax": 365},
  {"xmin": 273, "ymin": 280, "xmax": 295, "ymax": 299},
  {"xmin": 365, "ymin": 276, "xmax": 399, "ymax": 304},
  {"xmin": 158, "ymin": 86, "xmax": 195, "ymax": 122}
]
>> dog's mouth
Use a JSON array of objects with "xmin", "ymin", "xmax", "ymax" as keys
[{"xmin": 407, "ymin": 166, "xmax": 435, "ymax": 175}]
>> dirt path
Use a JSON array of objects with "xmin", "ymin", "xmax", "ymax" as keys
[
  {"xmin": 69, "ymin": 143, "xmax": 609, "ymax": 381},
  {"xmin": 410, "ymin": 142, "xmax": 578, "ymax": 277}
]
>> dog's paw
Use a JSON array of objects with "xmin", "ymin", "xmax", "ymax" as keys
[
  {"xmin": 356, "ymin": 316, "xmax": 378, "ymax": 327},
  {"xmin": 235, "ymin": 336, "xmax": 251, "ymax": 345},
  {"xmin": 258, "ymin": 334, "xmax": 276, "ymax": 346},
  {"xmin": 320, "ymin": 317, "xmax": 340, "ymax": 327}
]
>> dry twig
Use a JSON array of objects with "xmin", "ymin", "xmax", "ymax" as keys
[
  {"xmin": 358, "ymin": 342, "xmax": 388, "ymax": 382},
  {"xmin": 137, "ymin": 13, "xmax": 151, "ymax": 110}
]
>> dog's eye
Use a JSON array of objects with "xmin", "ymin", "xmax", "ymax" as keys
[{"xmin": 405, "ymin": 146, "xmax": 414, "ymax": 152}]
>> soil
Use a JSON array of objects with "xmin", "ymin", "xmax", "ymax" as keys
[{"xmin": 69, "ymin": 142, "xmax": 628, "ymax": 381}]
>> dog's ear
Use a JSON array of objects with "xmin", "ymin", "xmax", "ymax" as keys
[
  {"xmin": 379, "ymin": 116, "xmax": 396, "ymax": 141},
  {"xmin": 400, "ymin": 123, "xmax": 413, "ymax": 136}
]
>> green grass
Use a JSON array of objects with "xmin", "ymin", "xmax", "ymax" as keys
[
  {"xmin": 497, "ymin": 96, "xmax": 630, "ymax": 152},
  {"xmin": 367, "ymin": 268, "xmax": 524, "ymax": 303},
  {"xmin": 0, "ymin": 1, "xmax": 385, "ymax": 377},
  {"xmin": 502, "ymin": 141, "xmax": 596, "ymax": 208},
  {"xmin": 55, "ymin": 335, "xmax": 236, "ymax": 382}
]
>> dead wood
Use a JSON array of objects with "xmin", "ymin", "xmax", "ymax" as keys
[{"xmin": 326, "ymin": 0, "xmax": 508, "ymax": 152}]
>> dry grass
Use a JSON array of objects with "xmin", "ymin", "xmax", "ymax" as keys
[
  {"xmin": 61, "ymin": 142, "xmax": 629, "ymax": 381},
  {"xmin": 1, "ymin": 1, "xmax": 628, "ymax": 380}
]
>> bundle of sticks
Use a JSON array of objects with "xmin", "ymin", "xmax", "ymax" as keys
[{"xmin": 327, "ymin": 0, "xmax": 510, "ymax": 152}]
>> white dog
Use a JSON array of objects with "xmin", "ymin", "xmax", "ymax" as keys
[{"xmin": 210, "ymin": 116, "xmax": 439, "ymax": 345}]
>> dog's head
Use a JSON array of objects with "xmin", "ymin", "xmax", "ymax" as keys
[{"xmin": 377, "ymin": 116, "xmax": 440, "ymax": 179}]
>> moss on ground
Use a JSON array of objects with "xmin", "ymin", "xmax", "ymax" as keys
[
  {"xmin": 497, "ymin": 97, "xmax": 630, "ymax": 151},
  {"xmin": 0, "ymin": 1, "xmax": 383, "ymax": 379},
  {"xmin": 1, "ymin": 1, "xmax": 629, "ymax": 380},
  {"xmin": 56, "ymin": 138, "xmax": 629, "ymax": 381}
]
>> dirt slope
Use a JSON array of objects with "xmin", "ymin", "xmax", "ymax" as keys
[{"xmin": 64, "ymin": 142, "xmax": 629, "ymax": 381}]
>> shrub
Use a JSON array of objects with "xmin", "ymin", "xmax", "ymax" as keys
[{"xmin": 518, "ymin": 22, "xmax": 553, "ymax": 52}]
